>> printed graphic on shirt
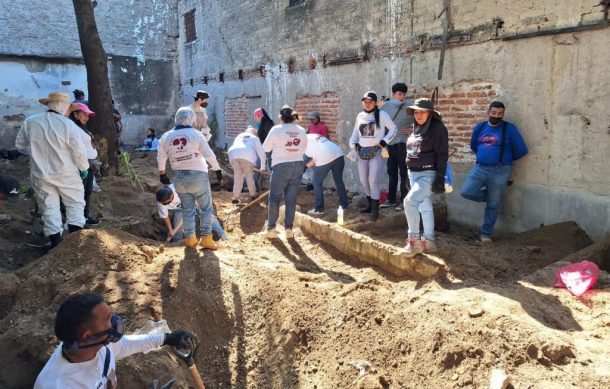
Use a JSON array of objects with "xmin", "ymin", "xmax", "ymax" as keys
[
  {"xmin": 480, "ymin": 135, "xmax": 498, "ymax": 147},
  {"xmin": 284, "ymin": 132, "xmax": 303, "ymax": 151},
  {"xmin": 169, "ymin": 134, "xmax": 200, "ymax": 162},
  {"xmin": 313, "ymin": 135, "xmax": 328, "ymax": 143},
  {"xmin": 407, "ymin": 134, "xmax": 423, "ymax": 159},
  {"xmin": 359, "ymin": 121, "xmax": 376, "ymax": 138}
]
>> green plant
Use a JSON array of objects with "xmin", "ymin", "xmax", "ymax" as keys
[
  {"xmin": 208, "ymin": 113, "xmax": 219, "ymax": 146},
  {"xmin": 119, "ymin": 151, "xmax": 144, "ymax": 191}
]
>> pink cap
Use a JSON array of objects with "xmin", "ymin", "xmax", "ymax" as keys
[
  {"xmin": 72, "ymin": 102, "xmax": 96, "ymax": 117},
  {"xmin": 253, "ymin": 108, "xmax": 263, "ymax": 116}
]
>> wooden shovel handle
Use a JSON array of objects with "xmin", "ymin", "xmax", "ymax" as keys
[{"xmin": 188, "ymin": 364, "xmax": 206, "ymax": 389}]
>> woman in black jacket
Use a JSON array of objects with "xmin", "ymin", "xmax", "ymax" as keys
[{"xmin": 403, "ymin": 98, "xmax": 448, "ymax": 256}]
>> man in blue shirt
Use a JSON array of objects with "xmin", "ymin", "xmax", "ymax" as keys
[{"xmin": 460, "ymin": 101, "xmax": 528, "ymax": 242}]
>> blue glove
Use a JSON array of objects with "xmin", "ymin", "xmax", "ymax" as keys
[{"xmin": 80, "ymin": 170, "xmax": 89, "ymax": 180}]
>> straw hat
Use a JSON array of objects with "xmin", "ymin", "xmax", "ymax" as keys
[{"xmin": 39, "ymin": 91, "xmax": 79, "ymax": 111}]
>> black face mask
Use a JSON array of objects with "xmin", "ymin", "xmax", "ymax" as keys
[
  {"xmin": 489, "ymin": 117, "xmax": 502, "ymax": 126},
  {"xmin": 201, "ymin": 102, "xmax": 208, "ymax": 108}
]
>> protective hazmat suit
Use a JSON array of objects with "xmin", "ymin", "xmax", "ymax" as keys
[{"xmin": 15, "ymin": 99, "xmax": 89, "ymax": 241}]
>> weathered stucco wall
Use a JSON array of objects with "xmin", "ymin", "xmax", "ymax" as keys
[
  {"xmin": 0, "ymin": 0, "xmax": 179, "ymax": 146},
  {"xmin": 176, "ymin": 0, "xmax": 610, "ymax": 240}
]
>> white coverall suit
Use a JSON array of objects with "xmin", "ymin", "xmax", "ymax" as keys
[{"xmin": 15, "ymin": 112, "xmax": 89, "ymax": 236}]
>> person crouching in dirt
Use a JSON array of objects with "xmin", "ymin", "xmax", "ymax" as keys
[
  {"xmin": 228, "ymin": 126, "xmax": 266, "ymax": 204},
  {"xmin": 157, "ymin": 185, "xmax": 227, "ymax": 243},
  {"xmin": 34, "ymin": 293, "xmax": 193, "ymax": 389},
  {"xmin": 403, "ymin": 98, "xmax": 449, "ymax": 256},
  {"xmin": 157, "ymin": 107, "xmax": 223, "ymax": 250},
  {"xmin": 15, "ymin": 91, "xmax": 89, "ymax": 248},
  {"xmin": 69, "ymin": 103, "xmax": 101, "ymax": 226},
  {"xmin": 262, "ymin": 106, "xmax": 308, "ymax": 239},
  {"xmin": 156, "ymin": 184, "xmax": 184, "ymax": 242},
  {"xmin": 0, "ymin": 175, "xmax": 20, "ymax": 223},
  {"xmin": 349, "ymin": 91, "xmax": 397, "ymax": 221}
]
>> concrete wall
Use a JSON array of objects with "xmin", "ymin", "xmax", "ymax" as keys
[
  {"xmin": 176, "ymin": 0, "xmax": 610, "ymax": 240},
  {"xmin": 0, "ymin": 0, "xmax": 180, "ymax": 147}
]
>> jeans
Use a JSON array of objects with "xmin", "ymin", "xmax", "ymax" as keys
[
  {"xmin": 387, "ymin": 142, "xmax": 409, "ymax": 202},
  {"xmin": 268, "ymin": 161, "xmax": 304, "ymax": 230},
  {"xmin": 173, "ymin": 170, "xmax": 213, "ymax": 237},
  {"xmin": 171, "ymin": 210, "xmax": 184, "ymax": 242},
  {"xmin": 460, "ymin": 164, "xmax": 512, "ymax": 237},
  {"xmin": 403, "ymin": 170, "xmax": 436, "ymax": 241},
  {"xmin": 312, "ymin": 156, "xmax": 349, "ymax": 211},
  {"xmin": 357, "ymin": 149, "xmax": 384, "ymax": 200}
]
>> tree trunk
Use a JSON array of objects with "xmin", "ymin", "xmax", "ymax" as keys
[{"xmin": 72, "ymin": 0, "xmax": 118, "ymax": 174}]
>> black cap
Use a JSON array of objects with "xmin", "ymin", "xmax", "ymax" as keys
[
  {"xmin": 156, "ymin": 186, "xmax": 173, "ymax": 203},
  {"xmin": 405, "ymin": 98, "xmax": 434, "ymax": 116},
  {"xmin": 193, "ymin": 90, "xmax": 210, "ymax": 100},
  {"xmin": 73, "ymin": 89, "xmax": 84, "ymax": 96},
  {"xmin": 361, "ymin": 91, "xmax": 378, "ymax": 102},
  {"xmin": 0, "ymin": 176, "xmax": 20, "ymax": 203}
]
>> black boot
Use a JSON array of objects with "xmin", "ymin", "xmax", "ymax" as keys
[
  {"xmin": 371, "ymin": 199, "xmax": 380, "ymax": 221},
  {"xmin": 359, "ymin": 196, "xmax": 372, "ymax": 213},
  {"xmin": 49, "ymin": 233, "xmax": 62, "ymax": 248},
  {"xmin": 68, "ymin": 224, "xmax": 83, "ymax": 233}
]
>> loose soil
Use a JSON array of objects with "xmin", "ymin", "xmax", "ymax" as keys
[{"xmin": 1, "ymin": 152, "xmax": 609, "ymax": 388}]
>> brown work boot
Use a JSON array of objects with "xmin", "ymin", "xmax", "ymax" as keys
[
  {"xmin": 184, "ymin": 235, "xmax": 198, "ymax": 248},
  {"xmin": 198, "ymin": 234, "xmax": 219, "ymax": 250},
  {"xmin": 403, "ymin": 237, "xmax": 424, "ymax": 257},
  {"xmin": 422, "ymin": 239, "xmax": 438, "ymax": 253}
]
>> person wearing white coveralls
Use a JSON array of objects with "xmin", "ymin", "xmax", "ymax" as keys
[{"xmin": 15, "ymin": 91, "xmax": 89, "ymax": 248}]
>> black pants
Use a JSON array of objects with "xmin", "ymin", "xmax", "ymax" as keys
[
  {"xmin": 387, "ymin": 143, "xmax": 409, "ymax": 203},
  {"xmin": 83, "ymin": 168, "xmax": 94, "ymax": 219}
]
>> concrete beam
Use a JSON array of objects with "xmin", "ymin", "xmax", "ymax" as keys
[{"xmin": 293, "ymin": 212, "xmax": 444, "ymax": 279}]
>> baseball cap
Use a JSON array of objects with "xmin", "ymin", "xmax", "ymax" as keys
[
  {"xmin": 193, "ymin": 90, "xmax": 210, "ymax": 99},
  {"xmin": 308, "ymin": 111, "xmax": 320, "ymax": 120},
  {"xmin": 361, "ymin": 91, "xmax": 378, "ymax": 102}
]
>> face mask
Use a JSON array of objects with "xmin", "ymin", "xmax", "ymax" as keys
[
  {"xmin": 489, "ymin": 117, "xmax": 502, "ymax": 126},
  {"xmin": 201, "ymin": 103, "xmax": 208, "ymax": 108}
]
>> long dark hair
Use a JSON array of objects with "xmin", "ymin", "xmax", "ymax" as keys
[
  {"xmin": 257, "ymin": 108, "xmax": 274, "ymax": 143},
  {"xmin": 69, "ymin": 111, "xmax": 94, "ymax": 138},
  {"xmin": 146, "ymin": 128, "xmax": 156, "ymax": 139}
]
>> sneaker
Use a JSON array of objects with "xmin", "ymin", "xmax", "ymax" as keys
[
  {"xmin": 403, "ymin": 238, "xmax": 424, "ymax": 257},
  {"xmin": 86, "ymin": 218, "xmax": 101, "ymax": 226},
  {"xmin": 307, "ymin": 209, "xmax": 325, "ymax": 216},
  {"xmin": 284, "ymin": 229, "xmax": 294, "ymax": 239},
  {"xmin": 423, "ymin": 239, "xmax": 438, "ymax": 253},
  {"xmin": 480, "ymin": 235, "xmax": 492, "ymax": 243},
  {"xmin": 264, "ymin": 227, "xmax": 278, "ymax": 239},
  {"xmin": 379, "ymin": 200, "xmax": 393, "ymax": 208},
  {"xmin": 395, "ymin": 203, "xmax": 404, "ymax": 212}
]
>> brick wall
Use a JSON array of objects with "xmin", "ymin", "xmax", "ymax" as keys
[
  {"xmin": 413, "ymin": 82, "xmax": 499, "ymax": 161},
  {"xmin": 294, "ymin": 92, "xmax": 340, "ymax": 142},
  {"xmin": 224, "ymin": 96, "xmax": 249, "ymax": 137}
]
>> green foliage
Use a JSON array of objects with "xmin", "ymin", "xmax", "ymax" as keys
[
  {"xmin": 119, "ymin": 151, "xmax": 144, "ymax": 191},
  {"xmin": 208, "ymin": 113, "xmax": 219, "ymax": 146}
]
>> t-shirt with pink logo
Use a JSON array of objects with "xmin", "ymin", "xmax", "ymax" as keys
[
  {"xmin": 263, "ymin": 123, "xmax": 308, "ymax": 167},
  {"xmin": 157, "ymin": 126, "xmax": 220, "ymax": 173}
]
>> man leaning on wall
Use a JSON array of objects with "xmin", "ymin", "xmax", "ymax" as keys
[{"xmin": 460, "ymin": 101, "xmax": 528, "ymax": 243}]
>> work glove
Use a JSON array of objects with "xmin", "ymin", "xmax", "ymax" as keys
[
  {"xmin": 379, "ymin": 140, "xmax": 387, "ymax": 148},
  {"xmin": 160, "ymin": 173, "xmax": 170, "ymax": 185},
  {"xmin": 163, "ymin": 329, "xmax": 195, "ymax": 349},
  {"xmin": 354, "ymin": 143, "xmax": 362, "ymax": 152},
  {"xmin": 432, "ymin": 175, "xmax": 446, "ymax": 195},
  {"xmin": 80, "ymin": 170, "xmax": 89, "ymax": 180},
  {"xmin": 215, "ymin": 170, "xmax": 223, "ymax": 181}
]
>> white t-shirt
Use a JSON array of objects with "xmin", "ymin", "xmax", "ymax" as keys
[
  {"xmin": 78, "ymin": 128, "xmax": 98, "ymax": 160},
  {"xmin": 157, "ymin": 184, "xmax": 181, "ymax": 218},
  {"xmin": 228, "ymin": 132, "xmax": 266, "ymax": 166},
  {"xmin": 262, "ymin": 123, "xmax": 308, "ymax": 167},
  {"xmin": 157, "ymin": 126, "xmax": 220, "ymax": 173},
  {"xmin": 304, "ymin": 134, "xmax": 344, "ymax": 167},
  {"xmin": 33, "ymin": 334, "xmax": 164, "ymax": 389},
  {"xmin": 349, "ymin": 110, "xmax": 397, "ymax": 148}
]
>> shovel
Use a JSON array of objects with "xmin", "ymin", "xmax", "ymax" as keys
[{"xmin": 172, "ymin": 335, "xmax": 205, "ymax": 389}]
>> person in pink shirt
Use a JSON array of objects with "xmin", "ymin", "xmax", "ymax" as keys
[{"xmin": 307, "ymin": 111, "xmax": 330, "ymax": 138}]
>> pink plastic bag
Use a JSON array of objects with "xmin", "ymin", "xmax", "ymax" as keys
[
  {"xmin": 554, "ymin": 260, "xmax": 600, "ymax": 297},
  {"xmin": 379, "ymin": 190, "xmax": 388, "ymax": 205}
]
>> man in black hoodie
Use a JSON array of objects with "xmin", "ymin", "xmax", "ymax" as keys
[{"xmin": 403, "ymin": 98, "xmax": 449, "ymax": 256}]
